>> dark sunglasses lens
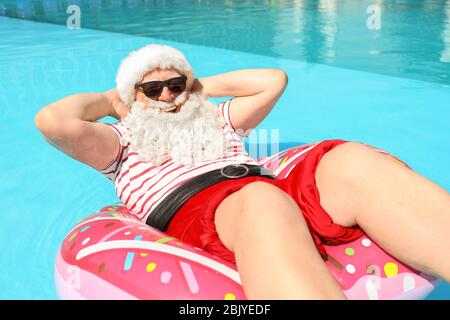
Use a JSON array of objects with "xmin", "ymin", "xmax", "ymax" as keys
[
  {"xmin": 144, "ymin": 87, "xmax": 162, "ymax": 98},
  {"xmin": 144, "ymin": 84, "xmax": 163, "ymax": 97},
  {"xmin": 168, "ymin": 77, "xmax": 186, "ymax": 84},
  {"xmin": 168, "ymin": 84, "xmax": 185, "ymax": 93},
  {"xmin": 169, "ymin": 76, "xmax": 186, "ymax": 85},
  {"xmin": 140, "ymin": 77, "xmax": 186, "ymax": 98}
]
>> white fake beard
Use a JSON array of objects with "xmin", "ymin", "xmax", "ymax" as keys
[{"xmin": 121, "ymin": 93, "xmax": 233, "ymax": 168}]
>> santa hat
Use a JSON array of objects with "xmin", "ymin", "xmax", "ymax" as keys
[{"xmin": 116, "ymin": 44, "xmax": 195, "ymax": 106}]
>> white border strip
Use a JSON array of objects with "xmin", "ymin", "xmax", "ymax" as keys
[{"xmin": 76, "ymin": 240, "xmax": 242, "ymax": 285}]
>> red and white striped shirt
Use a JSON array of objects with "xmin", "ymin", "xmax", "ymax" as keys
[{"xmin": 99, "ymin": 99, "xmax": 259, "ymax": 222}]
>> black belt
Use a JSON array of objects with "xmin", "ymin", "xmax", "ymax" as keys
[{"xmin": 146, "ymin": 163, "xmax": 276, "ymax": 231}]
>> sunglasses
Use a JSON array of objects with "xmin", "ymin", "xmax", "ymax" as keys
[{"xmin": 134, "ymin": 76, "xmax": 187, "ymax": 99}]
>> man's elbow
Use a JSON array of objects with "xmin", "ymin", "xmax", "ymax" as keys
[
  {"xmin": 34, "ymin": 106, "xmax": 60, "ymax": 137},
  {"xmin": 35, "ymin": 107, "xmax": 49, "ymax": 133},
  {"xmin": 271, "ymin": 68, "xmax": 288, "ymax": 90}
]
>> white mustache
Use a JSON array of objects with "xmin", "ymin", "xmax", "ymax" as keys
[{"xmin": 143, "ymin": 92, "xmax": 188, "ymax": 112}]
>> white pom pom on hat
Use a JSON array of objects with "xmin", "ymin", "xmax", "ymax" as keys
[{"xmin": 115, "ymin": 44, "xmax": 195, "ymax": 106}]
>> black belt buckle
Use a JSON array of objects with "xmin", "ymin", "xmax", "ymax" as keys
[{"xmin": 220, "ymin": 164, "xmax": 250, "ymax": 179}]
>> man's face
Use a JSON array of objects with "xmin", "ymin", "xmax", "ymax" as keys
[
  {"xmin": 135, "ymin": 68, "xmax": 187, "ymax": 113},
  {"xmin": 122, "ymin": 82, "xmax": 227, "ymax": 167}
]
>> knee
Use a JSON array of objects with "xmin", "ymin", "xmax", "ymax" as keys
[
  {"xmin": 239, "ymin": 181, "xmax": 285, "ymax": 201},
  {"xmin": 234, "ymin": 182, "xmax": 306, "ymax": 237},
  {"xmin": 217, "ymin": 181, "xmax": 296, "ymax": 228},
  {"xmin": 214, "ymin": 181, "xmax": 302, "ymax": 251},
  {"xmin": 319, "ymin": 142, "xmax": 378, "ymax": 186},
  {"xmin": 239, "ymin": 181, "xmax": 299, "ymax": 215}
]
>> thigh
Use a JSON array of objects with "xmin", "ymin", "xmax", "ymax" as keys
[
  {"xmin": 315, "ymin": 141, "xmax": 411, "ymax": 227},
  {"xmin": 315, "ymin": 142, "xmax": 362, "ymax": 227},
  {"xmin": 215, "ymin": 180, "xmax": 299, "ymax": 252},
  {"xmin": 216, "ymin": 181, "xmax": 346, "ymax": 299}
]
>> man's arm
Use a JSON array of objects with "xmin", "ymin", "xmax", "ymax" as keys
[
  {"xmin": 194, "ymin": 68, "xmax": 288, "ymax": 133},
  {"xmin": 34, "ymin": 90, "xmax": 125, "ymax": 170}
]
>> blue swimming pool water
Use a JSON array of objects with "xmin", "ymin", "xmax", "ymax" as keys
[
  {"xmin": 1, "ymin": 0, "xmax": 450, "ymax": 85},
  {"xmin": 0, "ymin": 2, "xmax": 449, "ymax": 300}
]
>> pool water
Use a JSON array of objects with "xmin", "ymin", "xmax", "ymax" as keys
[
  {"xmin": 1, "ymin": 0, "xmax": 450, "ymax": 85},
  {"xmin": 0, "ymin": 1, "xmax": 449, "ymax": 299}
]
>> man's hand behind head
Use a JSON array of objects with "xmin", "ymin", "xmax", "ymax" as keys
[{"xmin": 104, "ymin": 89, "xmax": 129, "ymax": 120}]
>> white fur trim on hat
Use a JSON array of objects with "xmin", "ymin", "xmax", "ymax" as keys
[{"xmin": 116, "ymin": 44, "xmax": 195, "ymax": 106}]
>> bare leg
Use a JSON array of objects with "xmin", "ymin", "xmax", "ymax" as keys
[
  {"xmin": 316, "ymin": 142, "xmax": 450, "ymax": 281},
  {"xmin": 215, "ymin": 181, "xmax": 346, "ymax": 299}
]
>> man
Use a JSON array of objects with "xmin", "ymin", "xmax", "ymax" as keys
[{"xmin": 35, "ymin": 44, "xmax": 450, "ymax": 299}]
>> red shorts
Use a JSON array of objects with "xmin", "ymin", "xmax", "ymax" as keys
[{"xmin": 166, "ymin": 139, "xmax": 403, "ymax": 264}]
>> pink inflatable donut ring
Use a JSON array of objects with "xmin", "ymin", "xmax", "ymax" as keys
[{"xmin": 55, "ymin": 143, "xmax": 438, "ymax": 300}]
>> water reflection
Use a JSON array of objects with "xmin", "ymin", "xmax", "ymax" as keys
[
  {"xmin": 441, "ymin": 0, "xmax": 450, "ymax": 63},
  {"xmin": 318, "ymin": 0, "xmax": 337, "ymax": 63},
  {"xmin": 0, "ymin": 0, "xmax": 449, "ymax": 84}
]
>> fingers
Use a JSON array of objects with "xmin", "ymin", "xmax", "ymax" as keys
[
  {"xmin": 104, "ymin": 89, "xmax": 129, "ymax": 120},
  {"xmin": 114, "ymin": 100, "xmax": 129, "ymax": 120}
]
